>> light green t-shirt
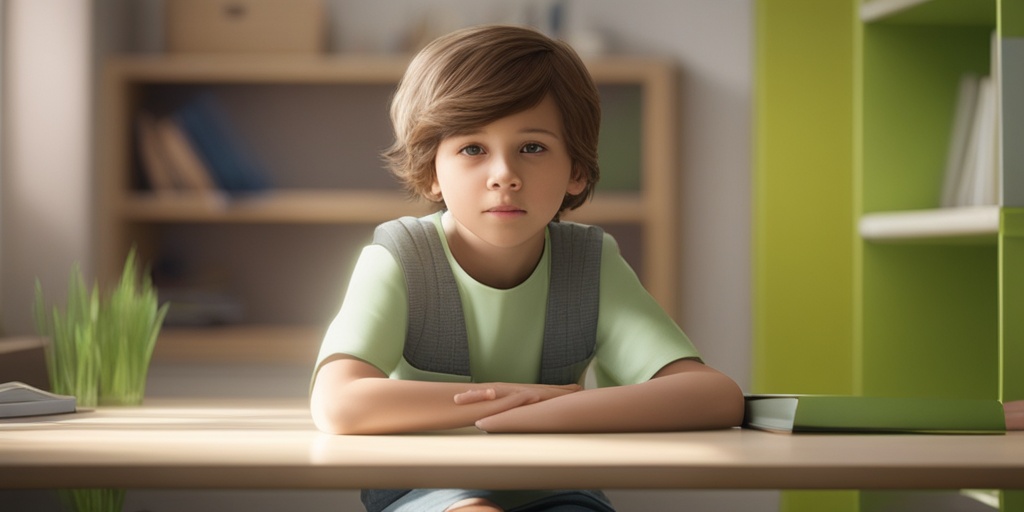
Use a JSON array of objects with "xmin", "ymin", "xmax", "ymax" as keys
[{"xmin": 315, "ymin": 213, "xmax": 699, "ymax": 388}]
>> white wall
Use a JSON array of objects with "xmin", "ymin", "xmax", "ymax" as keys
[
  {"xmin": 0, "ymin": 0, "xmax": 94, "ymax": 335},
  {"xmin": 581, "ymin": 0, "xmax": 754, "ymax": 394}
]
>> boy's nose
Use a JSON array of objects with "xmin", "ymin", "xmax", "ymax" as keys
[{"xmin": 487, "ymin": 156, "xmax": 522, "ymax": 190}]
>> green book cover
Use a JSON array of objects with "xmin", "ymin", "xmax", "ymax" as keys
[{"xmin": 743, "ymin": 394, "xmax": 1006, "ymax": 434}]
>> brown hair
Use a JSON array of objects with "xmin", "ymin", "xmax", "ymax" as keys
[{"xmin": 384, "ymin": 24, "xmax": 601, "ymax": 214}]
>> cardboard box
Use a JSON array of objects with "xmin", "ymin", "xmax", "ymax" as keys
[{"xmin": 165, "ymin": 0, "xmax": 327, "ymax": 53}]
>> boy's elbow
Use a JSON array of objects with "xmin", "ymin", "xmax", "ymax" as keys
[
  {"xmin": 311, "ymin": 397, "xmax": 346, "ymax": 435},
  {"xmin": 671, "ymin": 369, "xmax": 745, "ymax": 430},
  {"xmin": 310, "ymin": 383, "xmax": 373, "ymax": 435},
  {"xmin": 706, "ymin": 372, "xmax": 745, "ymax": 429},
  {"xmin": 311, "ymin": 397, "xmax": 377, "ymax": 435}
]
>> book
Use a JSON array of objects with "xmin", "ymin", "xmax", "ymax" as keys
[
  {"xmin": 153, "ymin": 115, "xmax": 227, "ymax": 207},
  {"xmin": 743, "ymin": 394, "xmax": 1005, "ymax": 434},
  {"xmin": 0, "ymin": 381, "xmax": 77, "ymax": 419},
  {"xmin": 136, "ymin": 112, "xmax": 180, "ymax": 195},
  {"xmin": 136, "ymin": 111, "xmax": 227, "ymax": 208},
  {"xmin": 155, "ymin": 116, "xmax": 219, "ymax": 193},
  {"xmin": 957, "ymin": 75, "xmax": 997, "ymax": 207},
  {"xmin": 939, "ymin": 74, "xmax": 979, "ymax": 208},
  {"xmin": 173, "ymin": 94, "xmax": 272, "ymax": 195},
  {"xmin": 941, "ymin": 31, "xmax": 1002, "ymax": 208}
]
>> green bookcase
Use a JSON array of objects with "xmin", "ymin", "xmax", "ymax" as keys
[
  {"xmin": 754, "ymin": 0, "xmax": 857, "ymax": 398},
  {"xmin": 756, "ymin": 0, "xmax": 1024, "ymax": 510}
]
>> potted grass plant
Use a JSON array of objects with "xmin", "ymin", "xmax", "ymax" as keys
[
  {"xmin": 96, "ymin": 249, "xmax": 169, "ymax": 406},
  {"xmin": 33, "ymin": 262, "xmax": 101, "ymax": 407},
  {"xmin": 33, "ymin": 248, "xmax": 168, "ymax": 512},
  {"xmin": 34, "ymin": 248, "xmax": 167, "ymax": 407}
]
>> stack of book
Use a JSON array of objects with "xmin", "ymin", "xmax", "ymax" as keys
[
  {"xmin": 136, "ymin": 94, "xmax": 272, "ymax": 203},
  {"xmin": 939, "ymin": 73, "xmax": 1000, "ymax": 208},
  {"xmin": 940, "ymin": 30, "xmax": 1002, "ymax": 209}
]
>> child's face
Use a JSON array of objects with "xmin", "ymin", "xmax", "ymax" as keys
[{"xmin": 432, "ymin": 95, "xmax": 586, "ymax": 252}]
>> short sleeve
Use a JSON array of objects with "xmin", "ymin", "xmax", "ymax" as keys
[
  {"xmin": 313, "ymin": 244, "xmax": 408, "ymax": 378},
  {"xmin": 594, "ymin": 234, "xmax": 701, "ymax": 387}
]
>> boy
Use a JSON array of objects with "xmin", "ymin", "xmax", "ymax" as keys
[{"xmin": 310, "ymin": 24, "xmax": 744, "ymax": 512}]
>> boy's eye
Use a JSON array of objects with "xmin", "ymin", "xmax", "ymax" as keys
[
  {"xmin": 521, "ymin": 143, "xmax": 546, "ymax": 154},
  {"xmin": 459, "ymin": 145, "xmax": 484, "ymax": 156}
]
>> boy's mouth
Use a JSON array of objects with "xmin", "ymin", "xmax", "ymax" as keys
[{"xmin": 486, "ymin": 205, "xmax": 526, "ymax": 215}]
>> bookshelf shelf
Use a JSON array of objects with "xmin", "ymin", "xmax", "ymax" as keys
[
  {"xmin": 858, "ymin": 206, "xmax": 1000, "ymax": 242},
  {"xmin": 107, "ymin": 54, "xmax": 411, "ymax": 84},
  {"xmin": 99, "ymin": 54, "xmax": 679, "ymax": 365},
  {"xmin": 120, "ymin": 190, "xmax": 433, "ymax": 223},
  {"xmin": 107, "ymin": 54, "xmax": 675, "ymax": 85}
]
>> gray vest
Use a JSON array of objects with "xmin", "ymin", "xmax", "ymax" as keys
[{"xmin": 362, "ymin": 215, "xmax": 604, "ymax": 512}]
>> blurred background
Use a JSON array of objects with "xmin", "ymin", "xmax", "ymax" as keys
[
  {"xmin": 1, "ymin": 1, "xmax": 765, "ymax": 510},
  {"xmin": 2, "ymin": 0, "xmax": 754, "ymax": 393}
]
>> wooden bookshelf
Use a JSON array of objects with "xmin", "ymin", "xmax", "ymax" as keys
[{"xmin": 98, "ymin": 55, "xmax": 680, "ymax": 362}]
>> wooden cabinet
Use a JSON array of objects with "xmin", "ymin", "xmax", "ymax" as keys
[{"xmin": 97, "ymin": 55, "xmax": 679, "ymax": 364}]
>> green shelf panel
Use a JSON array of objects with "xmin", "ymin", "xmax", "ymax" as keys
[
  {"xmin": 782, "ymin": 491, "xmax": 859, "ymax": 512},
  {"xmin": 754, "ymin": 0, "xmax": 856, "ymax": 395},
  {"xmin": 1003, "ymin": 0, "xmax": 1024, "ymax": 37},
  {"xmin": 1003, "ymin": 491, "xmax": 1024, "ymax": 512},
  {"xmin": 1001, "ymin": 209, "xmax": 1024, "ymax": 402}
]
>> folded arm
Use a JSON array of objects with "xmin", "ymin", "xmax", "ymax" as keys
[
  {"xmin": 310, "ymin": 355, "xmax": 580, "ymax": 435},
  {"xmin": 472, "ymin": 358, "xmax": 745, "ymax": 433},
  {"xmin": 312, "ymin": 356, "xmax": 744, "ymax": 435}
]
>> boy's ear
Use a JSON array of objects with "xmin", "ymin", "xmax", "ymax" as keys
[
  {"xmin": 429, "ymin": 177, "xmax": 442, "ymax": 201},
  {"xmin": 566, "ymin": 174, "xmax": 587, "ymax": 196}
]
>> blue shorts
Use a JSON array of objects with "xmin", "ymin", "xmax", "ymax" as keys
[{"xmin": 379, "ymin": 489, "xmax": 615, "ymax": 512}]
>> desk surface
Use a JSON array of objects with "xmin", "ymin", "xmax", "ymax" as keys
[{"xmin": 2, "ymin": 400, "xmax": 1023, "ymax": 490}]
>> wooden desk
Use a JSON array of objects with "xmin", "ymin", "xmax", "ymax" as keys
[{"xmin": 2, "ymin": 400, "xmax": 1023, "ymax": 490}]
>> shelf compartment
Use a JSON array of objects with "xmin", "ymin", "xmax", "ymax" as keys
[
  {"xmin": 861, "ymin": 22, "xmax": 992, "ymax": 213},
  {"xmin": 859, "ymin": 206, "xmax": 999, "ymax": 242}
]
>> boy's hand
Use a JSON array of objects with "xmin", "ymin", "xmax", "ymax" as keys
[
  {"xmin": 1006, "ymin": 400, "xmax": 1024, "ymax": 430},
  {"xmin": 453, "ymin": 383, "xmax": 581, "ymax": 406}
]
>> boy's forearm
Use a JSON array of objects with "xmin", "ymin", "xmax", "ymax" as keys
[
  {"xmin": 313, "ymin": 377, "xmax": 520, "ymax": 434},
  {"xmin": 311, "ymin": 358, "xmax": 582, "ymax": 434},
  {"xmin": 475, "ymin": 367, "xmax": 745, "ymax": 433}
]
